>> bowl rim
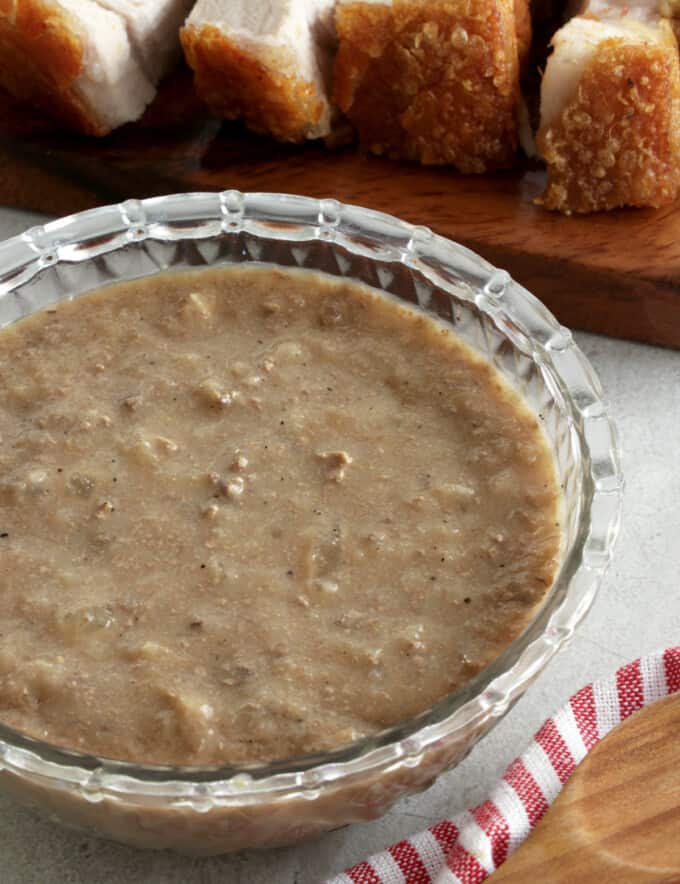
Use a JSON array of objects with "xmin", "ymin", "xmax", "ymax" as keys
[{"xmin": 0, "ymin": 191, "xmax": 623, "ymax": 806}]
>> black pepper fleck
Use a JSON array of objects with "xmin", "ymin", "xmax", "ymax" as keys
[
  {"xmin": 464, "ymin": 597, "xmax": 471, "ymax": 604},
  {"xmin": 0, "ymin": 533, "xmax": 8, "ymax": 539}
]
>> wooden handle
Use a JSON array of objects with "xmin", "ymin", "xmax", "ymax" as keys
[{"xmin": 491, "ymin": 694, "xmax": 680, "ymax": 882}]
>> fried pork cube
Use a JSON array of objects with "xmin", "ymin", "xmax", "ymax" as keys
[
  {"xmin": 0, "ymin": 0, "xmax": 192, "ymax": 136},
  {"xmin": 181, "ymin": 0, "xmax": 338, "ymax": 143},
  {"xmin": 332, "ymin": 0, "xmax": 526, "ymax": 171},
  {"xmin": 536, "ymin": 14, "xmax": 680, "ymax": 212}
]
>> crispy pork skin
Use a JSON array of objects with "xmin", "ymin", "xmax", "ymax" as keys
[
  {"xmin": 332, "ymin": 0, "xmax": 524, "ymax": 171},
  {"xmin": 537, "ymin": 15, "xmax": 680, "ymax": 212}
]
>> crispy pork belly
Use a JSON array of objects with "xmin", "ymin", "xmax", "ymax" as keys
[
  {"xmin": 332, "ymin": 0, "xmax": 524, "ymax": 172},
  {"xmin": 181, "ymin": 1, "xmax": 338, "ymax": 143},
  {"xmin": 0, "ymin": 0, "xmax": 189, "ymax": 135},
  {"xmin": 537, "ymin": 14, "xmax": 680, "ymax": 212}
]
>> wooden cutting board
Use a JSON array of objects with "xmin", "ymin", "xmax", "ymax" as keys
[{"xmin": 0, "ymin": 71, "xmax": 678, "ymax": 348}]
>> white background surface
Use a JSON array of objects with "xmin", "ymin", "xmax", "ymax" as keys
[{"xmin": 0, "ymin": 207, "xmax": 678, "ymax": 883}]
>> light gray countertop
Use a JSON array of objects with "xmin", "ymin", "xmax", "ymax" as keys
[{"xmin": 0, "ymin": 208, "xmax": 678, "ymax": 884}]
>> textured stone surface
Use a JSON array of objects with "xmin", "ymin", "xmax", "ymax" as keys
[{"xmin": 0, "ymin": 209, "xmax": 678, "ymax": 883}]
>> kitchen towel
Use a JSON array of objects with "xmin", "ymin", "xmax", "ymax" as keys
[{"xmin": 329, "ymin": 646, "xmax": 680, "ymax": 884}]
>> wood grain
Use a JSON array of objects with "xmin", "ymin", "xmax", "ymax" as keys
[
  {"xmin": 0, "ymin": 71, "xmax": 678, "ymax": 347},
  {"xmin": 491, "ymin": 694, "xmax": 680, "ymax": 883}
]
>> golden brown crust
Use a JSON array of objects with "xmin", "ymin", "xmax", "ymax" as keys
[
  {"xmin": 514, "ymin": 0, "xmax": 532, "ymax": 71},
  {"xmin": 537, "ymin": 35, "xmax": 680, "ymax": 212},
  {"xmin": 0, "ymin": 0, "xmax": 107, "ymax": 136},
  {"xmin": 672, "ymin": 18, "xmax": 680, "ymax": 46},
  {"xmin": 181, "ymin": 24, "xmax": 329, "ymax": 144},
  {"xmin": 333, "ymin": 0, "xmax": 522, "ymax": 172},
  {"xmin": 661, "ymin": 0, "xmax": 680, "ymax": 42}
]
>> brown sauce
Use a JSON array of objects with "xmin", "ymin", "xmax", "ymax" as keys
[{"xmin": 0, "ymin": 266, "xmax": 560, "ymax": 764}]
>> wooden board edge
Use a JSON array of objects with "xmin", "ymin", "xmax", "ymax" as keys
[{"xmin": 0, "ymin": 141, "xmax": 678, "ymax": 349}]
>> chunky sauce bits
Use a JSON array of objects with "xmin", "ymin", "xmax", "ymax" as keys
[{"xmin": 0, "ymin": 267, "xmax": 560, "ymax": 764}]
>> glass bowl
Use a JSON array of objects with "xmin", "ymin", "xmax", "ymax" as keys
[{"xmin": 0, "ymin": 192, "xmax": 622, "ymax": 855}]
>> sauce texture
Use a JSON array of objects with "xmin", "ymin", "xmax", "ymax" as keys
[{"xmin": 0, "ymin": 267, "xmax": 561, "ymax": 764}]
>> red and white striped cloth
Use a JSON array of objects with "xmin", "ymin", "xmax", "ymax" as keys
[{"xmin": 328, "ymin": 646, "xmax": 680, "ymax": 884}]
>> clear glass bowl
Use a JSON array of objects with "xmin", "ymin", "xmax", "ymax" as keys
[{"xmin": 0, "ymin": 192, "xmax": 622, "ymax": 855}]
